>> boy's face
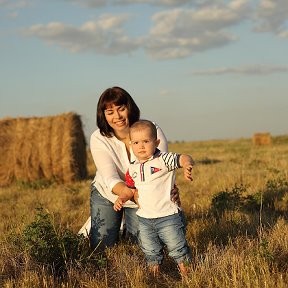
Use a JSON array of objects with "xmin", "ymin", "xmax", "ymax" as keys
[{"xmin": 130, "ymin": 127, "xmax": 159, "ymax": 162}]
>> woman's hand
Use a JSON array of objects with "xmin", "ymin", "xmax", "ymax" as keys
[
  {"xmin": 133, "ymin": 189, "xmax": 140, "ymax": 208},
  {"xmin": 171, "ymin": 184, "xmax": 181, "ymax": 207}
]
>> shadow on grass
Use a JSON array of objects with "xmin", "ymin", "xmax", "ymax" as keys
[
  {"xmin": 196, "ymin": 158, "xmax": 222, "ymax": 165},
  {"xmin": 185, "ymin": 177, "xmax": 288, "ymax": 255},
  {"xmin": 187, "ymin": 210, "xmax": 286, "ymax": 253}
]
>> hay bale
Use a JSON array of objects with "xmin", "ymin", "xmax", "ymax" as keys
[
  {"xmin": 0, "ymin": 118, "xmax": 16, "ymax": 184},
  {"xmin": 252, "ymin": 132, "xmax": 271, "ymax": 146},
  {"xmin": 0, "ymin": 112, "xmax": 87, "ymax": 186}
]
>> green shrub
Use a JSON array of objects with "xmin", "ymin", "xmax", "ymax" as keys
[
  {"xmin": 22, "ymin": 207, "xmax": 104, "ymax": 274},
  {"xmin": 16, "ymin": 179, "xmax": 53, "ymax": 190},
  {"xmin": 263, "ymin": 176, "xmax": 288, "ymax": 210},
  {"xmin": 211, "ymin": 184, "xmax": 246, "ymax": 219},
  {"xmin": 211, "ymin": 177, "xmax": 288, "ymax": 219}
]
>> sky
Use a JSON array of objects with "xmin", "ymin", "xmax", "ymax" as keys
[{"xmin": 0, "ymin": 0, "xmax": 287, "ymax": 142}]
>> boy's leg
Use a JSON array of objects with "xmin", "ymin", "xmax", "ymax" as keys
[
  {"xmin": 138, "ymin": 216, "xmax": 164, "ymax": 276},
  {"xmin": 157, "ymin": 213, "xmax": 192, "ymax": 274},
  {"xmin": 178, "ymin": 262, "xmax": 188, "ymax": 276},
  {"xmin": 150, "ymin": 264, "xmax": 160, "ymax": 276}
]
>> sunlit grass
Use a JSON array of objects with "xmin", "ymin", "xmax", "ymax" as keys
[{"xmin": 1, "ymin": 136, "xmax": 287, "ymax": 287}]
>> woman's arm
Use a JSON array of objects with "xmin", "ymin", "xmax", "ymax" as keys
[
  {"xmin": 154, "ymin": 122, "xmax": 168, "ymax": 152},
  {"xmin": 154, "ymin": 122, "xmax": 181, "ymax": 205},
  {"xmin": 112, "ymin": 182, "xmax": 134, "ymax": 200},
  {"xmin": 90, "ymin": 133, "xmax": 124, "ymax": 194}
]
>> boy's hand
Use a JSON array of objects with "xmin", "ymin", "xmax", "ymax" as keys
[
  {"xmin": 113, "ymin": 197, "xmax": 124, "ymax": 211},
  {"xmin": 183, "ymin": 164, "xmax": 193, "ymax": 181}
]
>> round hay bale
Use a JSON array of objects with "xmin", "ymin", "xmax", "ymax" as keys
[
  {"xmin": 0, "ymin": 113, "xmax": 87, "ymax": 186},
  {"xmin": 252, "ymin": 132, "xmax": 271, "ymax": 146},
  {"xmin": 38, "ymin": 117, "xmax": 53, "ymax": 179},
  {"xmin": 0, "ymin": 118, "xmax": 17, "ymax": 185}
]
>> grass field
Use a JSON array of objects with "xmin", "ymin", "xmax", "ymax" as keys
[{"xmin": 1, "ymin": 135, "xmax": 288, "ymax": 287}]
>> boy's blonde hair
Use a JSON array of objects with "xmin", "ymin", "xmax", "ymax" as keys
[{"xmin": 130, "ymin": 120, "xmax": 157, "ymax": 140}]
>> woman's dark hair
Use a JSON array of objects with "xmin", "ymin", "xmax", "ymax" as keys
[{"xmin": 97, "ymin": 86, "xmax": 140, "ymax": 137}]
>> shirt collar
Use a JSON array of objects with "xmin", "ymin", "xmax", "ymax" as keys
[{"xmin": 132, "ymin": 148, "xmax": 161, "ymax": 164}]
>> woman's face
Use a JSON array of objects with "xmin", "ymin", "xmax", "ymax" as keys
[{"xmin": 104, "ymin": 104, "xmax": 129, "ymax": 134}]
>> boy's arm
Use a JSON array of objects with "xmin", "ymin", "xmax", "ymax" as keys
[
  {"xmin": 116, "ymin": 169, "xmax": 136, "ymax": 202},
  {"xmin": 113, "ymin": 186, "xmax": 135, "ymax": 211},
  {"xmin": 179, "ymin": 154, "xmax": 194, "ymax": 181},
  {"xmin": 113, "ymin": 169, "xmax": 138, "ymax": 211},
  {"xmin": 113, "ymin": 196, "xmax": 124, "ymax": 211}
]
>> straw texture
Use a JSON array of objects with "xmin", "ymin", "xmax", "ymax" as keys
[{"xmin": 0, "ymin": 113, "xmax": 87, "ymax": 185}]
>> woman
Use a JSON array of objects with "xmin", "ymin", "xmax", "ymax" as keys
[{"xmin": 88, "ymin": 86, "xmax": 175, "ymax": 249}]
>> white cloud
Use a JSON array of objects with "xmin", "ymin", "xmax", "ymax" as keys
[
  {"xmin": 71, "ymin": 0, "xmax": 108, "ymax": 8},
  {"xmin": 0, "ymin": 0, "xmax": 32, "ymax": 20},
  {"xmin": 97, "ymin": 13, "xmax": 131, "ymax": 29},
  {"xmin": 159, "ymin": 89, "xmax": 171, "ymax": 96},
  {"xmin": 7, "ymin": 11, "xmax": 19, "ymax": 18},
  {"xmin": 22, "ymin": 0, "xmax": 288, "ymax": 60},
  {"xmin": 144, "ymin": 0, "xmax": 250, "ymax": 59},
  {"xmin": 22, "ymin": 0, "xmax": 253, "ymax": 60},
  {"xmin": 254, "ymin": 0, "xmax": 288, "ymax": 35},
  {"xmin": 116, "ymin": 0, "xmax": 191, "ymax": 6},
  {"xmin": 23, "ymin": 14, "xmax": 141, "ymax": 55},
  {"xmin": 190, "ymin": 64, "xmax": 288, "ymax": 75},
  {"xmin": 279, "ymin": 30, "xmax": 288, "ymax": 38},
  {"xmin": 70, "ymin": 0, "xmax": 206, "ymax": 8},
  {"xmin": 0, "ymin": 0, "xmax": 31, "ymax": 9}
]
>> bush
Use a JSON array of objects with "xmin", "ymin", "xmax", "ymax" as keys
[
  {"xmin": 22, "ymin": 207, "xmax": 104, "ymax": 274},
  {"xmin": 210, "ymin": 177, "xmax": 288, "ymax": 219},
  {"xmin": 211, "ymin": 184, "xmax": 246, "ymax": 219},
  {"xmin": 16, "ymin": 179, "xmax": 54, "ymax": 190},
  {"xmin": 263, "ymin": 177, "xmax": 288, "ymax": 210}
]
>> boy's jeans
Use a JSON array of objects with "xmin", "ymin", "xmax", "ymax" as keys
[{"xmin": 138, "ymin": 212, "xmax": 192, "ymax": 265}]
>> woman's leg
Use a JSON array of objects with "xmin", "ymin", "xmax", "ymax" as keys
[
  {"xmin": 123, "ymin": 207, "xmax": 139, "ymax": 243},
  {"xmin": 90, "ymin": 185, "xmax": 123, "ymax": 249}
]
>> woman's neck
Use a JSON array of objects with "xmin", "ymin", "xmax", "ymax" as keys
[
  {"xmin": 114, "ymin": 129, "xmax": 130, "ymax": 142},
  {"xmin": 114, "ymin": 129, "xmax": 131, "ymax": 160}
]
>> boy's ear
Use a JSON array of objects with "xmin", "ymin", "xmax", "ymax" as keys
[{"xmin": 156, "ymin": 139, "xmax": 160, "ymax": 147}]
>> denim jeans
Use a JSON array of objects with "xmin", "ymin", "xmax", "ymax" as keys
[
  {"xmin": 90, "ymin": 185, "xmax": 139, "ymax": 249},
  {"xmin": 138, "ymin": 212, "xmax": 191, "ymax": 265}
]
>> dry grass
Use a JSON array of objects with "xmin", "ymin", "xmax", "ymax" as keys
[{"xmin": 0, "ymin": 135, "xmax": 287, "ymax": 287}]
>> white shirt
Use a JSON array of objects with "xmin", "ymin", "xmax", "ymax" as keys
[
  {"xmin": 126, "ymin": 149, "xmax": 180, "ymax": 218},
  {"xmin": 90, "ymin": 122, "xmax": 168, "ymax": 207}
]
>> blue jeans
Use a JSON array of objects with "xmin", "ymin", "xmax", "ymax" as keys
[
  {"xmin": 90, "ymin": 185, "xmax": 139, "ymax": 249},
  {"xmin": 138, "ymin": 212, "xmax": 191, "ymax": 265}
]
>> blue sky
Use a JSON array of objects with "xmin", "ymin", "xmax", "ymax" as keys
[{"xmin": 0, "ymin": 0, "xmax": 287, "ymax": 142}]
